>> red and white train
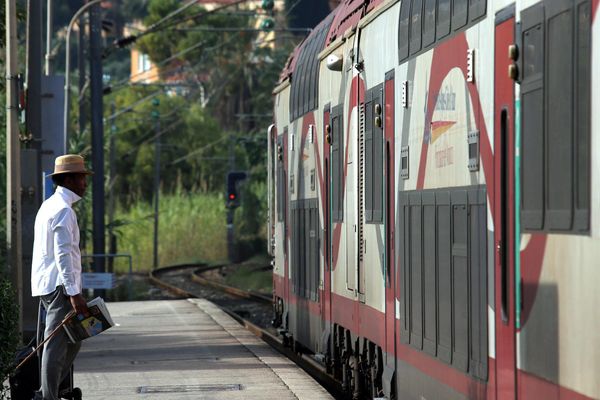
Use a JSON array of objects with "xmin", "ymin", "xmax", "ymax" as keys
[{"xmin": 267, "ymin": 0, "xmax": 600, "ymax": 398}]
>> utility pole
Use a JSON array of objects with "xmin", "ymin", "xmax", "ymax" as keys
[
  {"xmin": 22, "ymin": 0, "xmax": 44, "ymax": 336},
  {"xmin": 45, "ymin": 0, "xmax": 53, "ymax": 74},
  {"xmin": 226, "ymin": 133, "xmax": 236, "ymax": 263},
  {"xmin": 89, "ymin": 2, "xmax": 105, "ymax": 289},
  {"xmin": 152, "ymin": 98, "xmax": 160, "ymax": 269},
  {"xmin": 6, "ymin": 0, "xmax": 23, "ymax": 332},
  {"xmin": 26, "ymin": 0, "xmax": 43, "ymax": 141},
  {"xmin": 108, "ymin": 102, "xmax": 117, "ymax": 273},
  {"xmin": 78, "ymin": 14, "xmax": 86, "ymax": 138}
]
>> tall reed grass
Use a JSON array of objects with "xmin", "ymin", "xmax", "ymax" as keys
[{"xmin": 113, "ymin": 191, "xmax": 227, "ymax": 272}]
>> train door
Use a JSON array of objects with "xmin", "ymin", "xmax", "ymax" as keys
[
  {"xmin": 268, "ymin": 124, "xmax": 276, "ymax": 256},
  {"xmin": 345, "ymin": 33, "xmax": 359, "ymax": 294},
  {"xmin": 494, "ymin": 6, "xmax": 517, "ymax": 399},
  {"xmin": 383, "ymin": 70, "xmax": 396, "ymax": 384},
  {"xmin": 322, "ymin": 105, "xmax": 332, "ymax": 337},
  {"xmin": 280, "ymin": 128, "xmax": 290, "ymax": 316}
]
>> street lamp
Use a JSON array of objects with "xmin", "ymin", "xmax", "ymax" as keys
[{"xmin": 63, "ymin": 0, "xmax": 103, "ymax": 152}]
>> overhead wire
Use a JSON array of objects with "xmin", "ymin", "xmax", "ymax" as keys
[
  {"xmin": 107, "ymin": 30, "xmax": 245, "ymax": 95},
  {"xmin": 170, "ymin": 136, "xmax": 229, "ymax": 165},
  {"xmin": 113, "ymin": 0, "xmax": 251, "ymax": 48},
  {"xmin": 108, "ymin": 39, "xmax": 208, "ymax": 93},
  {"xmin": 86, "ymin": 30, "xmax": 294, "ymax": 140}
]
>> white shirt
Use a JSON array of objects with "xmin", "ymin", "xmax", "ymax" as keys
[{"xmin": 31, "ymin": 186, "xmax": 83, "ymax": 297}]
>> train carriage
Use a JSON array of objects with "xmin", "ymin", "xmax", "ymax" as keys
[{"xmin": 267, "ymin": 0, "xmax": 600, "ymax": 398}]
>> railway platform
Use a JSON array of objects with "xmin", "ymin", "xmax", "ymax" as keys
[{"xmin": 73, "ymin": 299, "xmax": 332, "ymax": 399}]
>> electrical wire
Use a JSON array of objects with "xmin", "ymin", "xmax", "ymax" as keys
[
  {"xmin": 107, "ymin": 31, "xmax": 244, "ymax": 95},
  {"xmin": 113, "ymin": 0, "xmax": 251, "ymax": 48},
  {"xmin": 170, "ymin": 136, "xmax": 229, "ymax": 165}
]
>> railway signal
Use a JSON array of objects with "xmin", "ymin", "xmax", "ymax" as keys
[
  {"xmin": 226, "ymin": 171, "xmax": 247, "ymax": 209},
  {"xmin": 260, "ymin": 0, "xmax": 275, "ymax": 31}
]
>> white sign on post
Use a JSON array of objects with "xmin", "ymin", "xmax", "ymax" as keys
[{"xmin": 82, "ymin": 272, "xmax": 114, "ymax": 289}]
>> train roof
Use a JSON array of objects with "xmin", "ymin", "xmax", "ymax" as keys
[{"xmin": 277, "ymin": 0, "xmax": 387, "ymax": 86}]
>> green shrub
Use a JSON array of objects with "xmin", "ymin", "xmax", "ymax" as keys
[{"xmin": 0, "ymin": 276, "xmax": 20, "ymax": 399}]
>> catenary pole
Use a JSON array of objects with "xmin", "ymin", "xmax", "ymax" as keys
[
  {"xmin": 89, "ymin": 1, "xmax": 106, "ymax": 294},
  {"xmin": 63, "ymin": 0, "xmax": 102, "ymax": 151},
  {"xmin": 152, "ymin": 98, "xmax": 160, "ymax": 269},
  {"xmin": 26, "ymin": 0, "xmax": 43, "ymax": 152},
  {"xmin": 6, "ymin": 0, "xmax": 23, "ymax": 333},
  {"xmin": 23, "ymin": 0, "xmax": 44, "ymax": 336},
  {"xmin": 45, "ymin": 0, "xmax": 52, "ymax": 74},
  {"xmin": 78, "ymin": 13, "xmax": 86, "ymax": 138},
  {"xmin": 108, "ymin": 102, "xmax": 117, "ymax": 273}
]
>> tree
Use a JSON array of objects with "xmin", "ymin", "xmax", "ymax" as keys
[
  {"xmin": 0, "ymin": 277, "xmax": 20, "ymax": 399},
  {"xmin": 128, "ymin": 0, "xmax": 302, "ymax": 247},
  {"xmin": 104, "ymin": 85, "xmax": 228, "ymax": 205}
]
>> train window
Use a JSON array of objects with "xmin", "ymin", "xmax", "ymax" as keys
[
  {"xmin": 399, "ymin": 186, "xmax": 487, "ymax": 378},
  {"xmin": 452, "ymin": 195, "xmax": 469, "ymax": 372},
  {"xmin": 399, "ymin": 0, "xmax": 484, "ymax": 65},
  {"xmin": 307, "ymin": 29, "xmax": 323, "ymax": 112},
  {"xmin": 277, "ymin": 134, "xmax": 286, "ymax": 223},
  {"xmin": 468, "ymin": 0, "xmax": 486, "ymax": 22},
  {"xmin": 422, "ymin": 192, "xmax": 436, "ymax": 356},
  {"xmin": 436, "ymin": 192, "xmax": 452, "ymax": 364},
  {"xmin": 372, "ymin": 94, "xmax": 384, "ymax": 223},
  {"xmin": 452, "ymin": 0, "xmax": 468, "ymax": 30},
  {"xmin": 546, "ymin": 8, "xmax": 573, "ymax": 230},
  {"xmin": 297, "ymin": 60, "xmax": 306, "ymax": 121},
  {"xmin": 520, "ymin": 0, "xmax": 591, "ymax": 234},
  {"xmin": 437, "ymin": 0, "xmax": 451, "ymax": 39},
  {"xmin": 409, "ymin": 193, "xmax": 423, "ymax": 350},
  {"xmin": 469, "ymin": 193, "xmax": 488, "ymax": 379},
  {"xmin": 574, "ymin": 1, "xmax": 591, "ymax": 231},
  {"xmin": 398, "ymin": 0, "xmax": 411, "ymax": 61},
  {"xmin": 422, "ymin": 0, "xmax": 436, "ymax": 47},
  {"xmin": 291, "ymin": 199, "xmax": 320, "ymax": 300},
  {"xmin": 520, "ymin": 4, "xmax": 544, "ymax": 230},
  {"xmin": 365, "ymin": 102, "xmax": 374, "ymax": 221},
  {"xmin": 331, "ymin": 104, "xmax": 344, "ymax": 222},
  {"xmin": 305, "ymin": 36, "xmax": 314, "ymax": 109},
  {"xmin": 289, "ymin": 14, "xmax": 333, "ymax": 122},
  {"xmin": 365, "ymin": 84, "xmax": 384, "ymax": 224},
  {"xmin": 409, "ymin": 0, "xmax": 423, "ymax": 55}
]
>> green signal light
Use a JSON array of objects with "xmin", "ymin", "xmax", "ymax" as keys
[
  {"xmin": 261, "ymin": 18, "xmax": 275, "ymax": 31},
  {"xmin": 261, "ymin": 0, "xmax": 274, "ymax": 10}
]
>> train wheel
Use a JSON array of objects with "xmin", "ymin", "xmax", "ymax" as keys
[{"xmin": 349, "ymin": 354, "xmax": 360, "ymax": 400}]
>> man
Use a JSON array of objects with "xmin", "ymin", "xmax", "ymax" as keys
[{"xmin": 31, "ymin": 154, "xmax": 92, "ymax": 400}]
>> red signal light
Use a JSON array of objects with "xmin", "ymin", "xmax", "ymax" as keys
[{"xmin": 229, "ymin": 193, "xmax": 236, "ymax": 200}]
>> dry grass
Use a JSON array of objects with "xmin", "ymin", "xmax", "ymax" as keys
[{"xmin": 113, "ymin": 192, "xmax": 227, "ymax": 272}]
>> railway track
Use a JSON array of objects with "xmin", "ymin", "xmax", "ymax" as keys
[{"xmin": 149, "ymin": 263, "xmax": 344, "ymax": 398}]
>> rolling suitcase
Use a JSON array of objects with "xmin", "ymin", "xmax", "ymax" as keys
[{"xmin": 9, "ymin": 301, "xmax": 82, "ymax": 400}]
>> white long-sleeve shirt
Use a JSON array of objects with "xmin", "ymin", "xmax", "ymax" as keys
[{"xmin": 31, "ymin": 186, "xmax": 83, "ymax": 297}]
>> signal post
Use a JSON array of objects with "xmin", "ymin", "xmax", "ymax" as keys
[{"xmin": 225, "ymin": 171, "xmax": 247, "ymax": 263}]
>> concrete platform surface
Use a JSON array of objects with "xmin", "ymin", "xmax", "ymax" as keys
[{"xmin": 74, "ymin": 299, "xmax": 332, "ymax": 399}]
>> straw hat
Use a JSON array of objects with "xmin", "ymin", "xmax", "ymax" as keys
[{"xmin": 47, "ymin": 154, "xmax": 93, "ymax": 177}]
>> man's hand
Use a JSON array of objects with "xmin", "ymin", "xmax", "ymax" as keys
[{"xmin": 69, "ymin": 293, "xmax": 89, "ymax": 318}]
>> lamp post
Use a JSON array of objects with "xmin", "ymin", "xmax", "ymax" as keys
[{"xmin": 62, "ymin": 0, "xmax": 102, "ymax": 149}]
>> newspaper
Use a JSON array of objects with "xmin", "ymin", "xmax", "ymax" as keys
[{"xmin": 63, "ymin": 297, "xmax": 115, "ymax": 343}]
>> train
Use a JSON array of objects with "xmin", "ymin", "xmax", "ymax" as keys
[{"xmin": 267, "ymin": 0, "xmax": 600, "ymax": 399}]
